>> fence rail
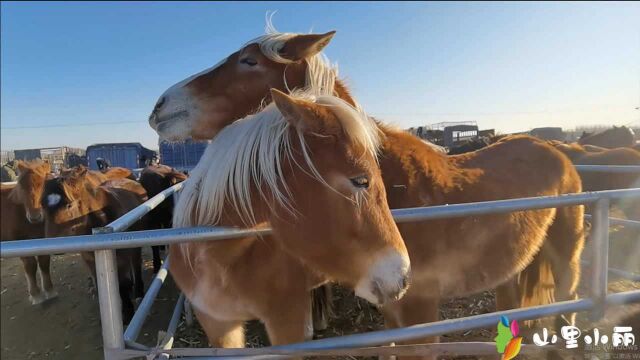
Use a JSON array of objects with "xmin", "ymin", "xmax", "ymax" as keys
[
  {"xmin": 2, "ymin": 167, "xmax": 639, "ymax": 359},
  {"xmin": 3, "ymin": 188, "xmax": 639, "ymax": 258}
]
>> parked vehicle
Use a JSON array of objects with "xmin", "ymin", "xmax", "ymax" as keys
[
  {"xmin": 158, "ymin": 139, "xmax": 209, "ymax": 172},
  {"xmin": 86, "ymin": 143, "xmax": 156, "ymax": 170}
]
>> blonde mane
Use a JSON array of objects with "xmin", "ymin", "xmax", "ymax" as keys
[{"xmin": 172, "ymin": 91, "xmax": 380, "ymax": 229}]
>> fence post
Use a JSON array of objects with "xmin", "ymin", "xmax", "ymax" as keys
[
  {"xmin": 94, "ymin": 227, "xmax": 124, "ymax": 360},
  {"xmin": 590, "ymin": 198, "xmax": 610, "ymax": 321}
]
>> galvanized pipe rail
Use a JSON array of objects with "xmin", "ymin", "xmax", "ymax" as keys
[
  {"xmin": 574, "ymin": 164, "xmax": 640, "ymax": 173},
  {"xmin": 3, "ymin": 188, "xmax": 639, "ymax": 258}
]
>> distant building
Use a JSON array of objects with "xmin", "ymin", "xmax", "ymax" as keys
[{"xmin": 12, "ymin": 147, "xmax": 85, "ymax": 173}]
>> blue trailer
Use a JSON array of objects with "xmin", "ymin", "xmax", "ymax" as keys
[
  {"xmin": 158, "ymin": 139, "xmax": 209, "ymax": 172},
  {"xmin": 86, "ymin": 143, "xmax": 156, "ymax": 170}
]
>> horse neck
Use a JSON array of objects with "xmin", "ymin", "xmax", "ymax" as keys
[
  {"xmin": 184, "ymin": 186, "xmax": 273, "ymax": 268},
  {"xmin": 334, "ymin": 79, "xmax": 357, "ymax": 107},
  {"xmin": 376, "ymin": 124, "xmax": 467, "ymax": 207}
]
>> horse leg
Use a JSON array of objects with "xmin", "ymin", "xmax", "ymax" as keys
[
  {"xmin": 21, "ymin": 256, "xmax": 45, "ymax": 305},
  {"xmin": 130, "ymin": 248, "xmax": 144, "ymax": 299},
  {"xmin": 381, "ymin": 293, "xmax": 440, "ymax": 360},
  {"xmin": 545, "ymin": 205, "xmax": 585, "ymax": 330},
  {"xmin": 192, "ymin": 307, "xmax": 244, "ymax": 347},
  {"xmin": 37, "ymin": 255, "xmax": 57, "ymax": 300},
  {"xmin": 495, "ymin": 276, "xmax": 520, "ymax": 312},
  {"xmin": 118, "ymin": 274, "xmax": 135, "ymax": 325},
  {"xmin": 263, "ymin": 294, "xmax": 312, "ymax": 345},
  {"xmin": 151, "ymin": 246, "xmax": 162, "ymax": 273},
  {"xmin": 81, "ymin": 251, "xmax": 97, "ymax": 294}
]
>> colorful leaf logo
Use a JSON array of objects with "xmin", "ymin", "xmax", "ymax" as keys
[{"xmin": 495, "ymin": 316, "xmax": 522, "ymax": 359}]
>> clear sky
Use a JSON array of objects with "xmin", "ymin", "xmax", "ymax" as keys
[{"xmin": 2, "ymin": 1, "xmax": 639, "ymax": 151}]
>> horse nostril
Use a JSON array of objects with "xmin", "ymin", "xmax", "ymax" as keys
[{"xmin": 154, "ymin": 96, "xmax": 166, "ymax": 111}]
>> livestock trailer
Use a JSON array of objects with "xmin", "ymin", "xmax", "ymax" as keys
[
  {"xmin": 158, "ymin": 139, "xmax": 210, "ymax": 172},
  {"xmin": 86, "ymin": 143, "xmax": 156, "ymax": 170}
]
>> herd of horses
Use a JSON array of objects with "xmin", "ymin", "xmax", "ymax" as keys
[
  {"xmin": 1, "ymin": 162, "xmax": 186, "ymax": 322},
  {"xmin": 2, "ymin": 24, "xmax": 640, "ymax": 357}
]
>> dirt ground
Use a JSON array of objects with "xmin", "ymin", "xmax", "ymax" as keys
[{"xmin": 1, "ymin": 227, "xmax": 638, "ymax": 360}]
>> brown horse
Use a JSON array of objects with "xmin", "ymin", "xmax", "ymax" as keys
[
  {"xmin": 169, "ymin": 89, "xmax": 410, "ymax": 347},
  {"xmin": 578, "ymin": 126, "xmax": 636, "ymax": 149},
  {"xmin": 102, "ymin": 166, "xmax": 135, "ymax": 180},
  {"xmin": 552, "ymin": 142, "xmax": 640, "ymax": 219},
  {"xmin": 138, "ymin": 164, "xmax": 188, "ymax": 272},
  {"xmin": 149, "ymin": 28, "xmax": 584, "ymax": 350},
  {"xmin": 1, "ymin": 160, "xmax": 52, "ymax": 305},
  {"xmin": 40, "ymin": 166, "xmax": 147, "ymax": 323}
]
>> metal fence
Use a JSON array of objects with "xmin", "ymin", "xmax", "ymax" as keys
[{"xmin": 1, "ymin": 164, "xmax": 639, "ymax": 359}]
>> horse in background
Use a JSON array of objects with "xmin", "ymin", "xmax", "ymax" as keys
[
  {"xmin": 1, "ymin": 160, "xmax": 52, "ymax": 305},
  {"xmin": 578, "ymin": 126, "xmax": 636, "ymax": 149},
  {"xmin": 138, "ymin": 164, "xmax": 187, "ymax": 272},
  {"xmin": 552, "ymin": 142, "xmax": 640, "ymax": 220},
  {"xmin": 147, "ymin": 26, "xmax": 585, "ymax": 352},
  {"xmin": 41, "ymin": 166, "xmax": 147, "ymax": 323},
  {"xmin": 447, "ymin": 136, "xmax": 493, "ymax": 155},
  {"xmin": 169, "ymin": 89, "xmax": 410, "ymax": 347},
  {"xmin": 102, "ymin": 166, "xmax": 135, "ymax": 180}
]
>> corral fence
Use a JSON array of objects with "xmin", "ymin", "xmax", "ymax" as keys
[{"xmin": 1, "ymin": 165, "xmax": 640, "ymax": 359}]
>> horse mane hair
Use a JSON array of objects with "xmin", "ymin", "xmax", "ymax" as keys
[{"xmin": 172, "ymin": 90, "xmax": 380, "ymax": 229}]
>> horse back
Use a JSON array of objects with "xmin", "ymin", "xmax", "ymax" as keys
[
  {"xmin": 102, "ymin": 167, "xmax": 135, "ymax": 181},
  {"xmin": 100, "ymin": 179, "xmax": 149, "ymax": 229},
  {"xmin": 454, "ymin": 135, "xmax": 581, "ymax": 200}
]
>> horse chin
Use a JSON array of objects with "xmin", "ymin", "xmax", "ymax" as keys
[{"xmin": 155, "ymin": 116, "xmax": 194, "ymax": 142}]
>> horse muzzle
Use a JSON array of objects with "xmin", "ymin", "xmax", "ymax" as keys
[
  {"xmin": 355, "ymin": 250, "xmax": 411, "ymax": 305},
  {"xmin": 26, "ymin": 210, "xmax": 44, "ymax": 224}
]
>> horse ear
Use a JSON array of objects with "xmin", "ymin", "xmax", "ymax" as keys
[
  {"xmin": 270, "ymin": 89, "xmax": 340, "ymax": 135},
  {"xmin": 279, "ymin": 31, "xmax": 336, "ymax": 61}
]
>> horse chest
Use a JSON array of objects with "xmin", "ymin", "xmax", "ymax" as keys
[{"xmin": 189, "ymin": 271, "xmax": 255, "ymax": 322}]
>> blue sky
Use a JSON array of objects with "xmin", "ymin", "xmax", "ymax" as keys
[{"xmin": 2, "ymin": 1, "xmax": 639, "ymax": 150}]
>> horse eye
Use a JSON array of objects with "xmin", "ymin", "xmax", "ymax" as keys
[
  {"xmin": 240, "ymin": 57, "xmax": 257, "ymax": 66},
  {"xmin": 350, "ymin": 175, "xmax": 369, "ymax": 189}
]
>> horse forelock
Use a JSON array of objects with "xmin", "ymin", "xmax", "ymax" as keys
[{"xmin": 172, "ymin": 91, "xmax": 379, "ymax": 231}]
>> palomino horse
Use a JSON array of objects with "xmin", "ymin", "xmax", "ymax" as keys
[
  {"xmin": 41, "ymin": 166, "xmax": 147, "ymax": 323},
  {"xmin": 1, "ymin": 160, "xmax": 52, "ymax": 305},
  {"xmin": 169, "ymin": 89, "xmax": 410, "ymax": 347},
  {"xmin": 578, "ymin": 126, "xmax": 636, "ymax": 149},
  {"xmin": 149, "ymin": 28, "xmax": 584, "ymax": 349},
  {"xmin": 138, "ymin": 164, "xmax": 188, "ymax": 272}
]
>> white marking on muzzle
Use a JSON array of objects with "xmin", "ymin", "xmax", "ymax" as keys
[
  {"xmin": 47, "ymin": 193, "xmax": 61, "ymax": 207},
  {"xmin": 355, "ymin": 250, "xmax": 410, "ymax": 305}
]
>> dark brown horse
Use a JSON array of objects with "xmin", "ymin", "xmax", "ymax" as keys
[
  {"xmin": 138, "ymin": 164, "xmax": 187, "ymax": 272},
  {"xmin": 148, "ymin": 28, "xmax": 585, "ymax": 352},
  {"xmin": 41, "ymin": 166, "xmax": 147, "ymax": 323},
  {"xmin": 1, "ymin": 162, "xmax": 51, "ymax": 305},
  {"xmin": 578, "ymin": 126, "xmax": 636, "ymax": 149}
]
